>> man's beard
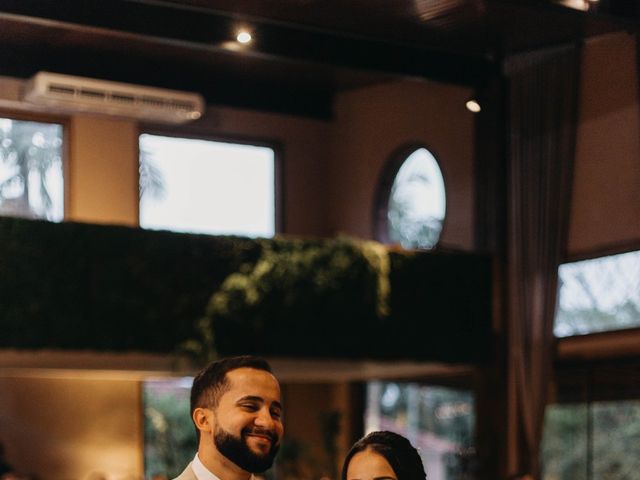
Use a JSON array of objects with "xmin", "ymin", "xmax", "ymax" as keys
[{"xmin": 214, "ymin": 426, "xmax": 280, "ymax": 473}]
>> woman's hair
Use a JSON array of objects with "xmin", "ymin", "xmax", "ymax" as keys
[{"xmin": 341, "ymin": 431, "xmax": 426, "ymax": 480}]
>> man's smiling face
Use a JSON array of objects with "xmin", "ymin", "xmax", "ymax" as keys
[{"xmin": 210, "ymin": 367, "xmax": 283, "ymax": 473}]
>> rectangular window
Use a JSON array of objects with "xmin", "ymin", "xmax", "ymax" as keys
[
  {"xmin": 554, "ymin": 250, "xmax": 640, "ymax": 337},
  {"xmin": 366, "ymin": 381, "xmax": 476, "ymax": 480},
  {"xmin": 542, "ymin": 400, "xmax": 640, "ymax": 480},
  {"xmin": 0, "ymin": 116, "xmax": 64, "ymax": 221},
  {"xmin": 139, "ymin": 133, "xmax": 276, "ymax": 237},
  {"xmin": 143, "ymin": 377, "xmax": 196, "ymax": 480}
]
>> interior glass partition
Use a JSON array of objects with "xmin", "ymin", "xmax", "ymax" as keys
[{"xmin": 365, "ymin": 381, "xmax": 476, "ymax": 480}]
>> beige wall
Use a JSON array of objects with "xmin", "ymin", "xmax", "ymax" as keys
[
  {"xmin": 0, "ymin": 376, "xmax": 142, "ymax": 480},
  {"xmin": 569, "ymin": 32, "xmax": 640, "ymax": 255},
  {"xmin": 8, "ymin": 78, "xmax": 474, "ymax": 244},
  {"xmin": 280, "ymin": 383, "xmax": 337, "ymax": 478},
  {"xmin": 68, "ymin": 116, "xmax": 139, "ymax": 226},
  {"xmin": 62, "ymin": 106, "xmax": 331, "ymax": 237},
  {"xmin": 327, "ymin": 79, "xmax": 476, "ymax": 249}
]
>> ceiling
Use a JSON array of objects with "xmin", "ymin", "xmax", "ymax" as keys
[{"xmin": 0, "ymin": 0, "xmax": 634, "ymax": 117}]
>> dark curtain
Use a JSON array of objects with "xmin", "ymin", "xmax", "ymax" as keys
[
  {"xmin": 636, "ymin": 33, "xmax": 640, "ymax": 136},
  {"xmin": 504, "ymin": 43, "xmax": 581, "ymax": 479}
]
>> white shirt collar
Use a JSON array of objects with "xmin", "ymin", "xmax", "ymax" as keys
[
  {"xmin": 192, "ymin": 453, "xmax": 255, "ymax": 480},
  {"xmin": 192, "ymin": 453, "xmax": 221, "ymax": 480}
]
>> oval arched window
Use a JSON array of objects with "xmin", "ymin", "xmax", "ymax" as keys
[{"xmin": 375, "ymin": 147, "xmax": 446, "ymax": 249}]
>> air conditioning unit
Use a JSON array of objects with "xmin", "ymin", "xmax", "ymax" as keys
[{"xmin": 22, "ymin": 72, "xmax": 205, "ymax": 124}]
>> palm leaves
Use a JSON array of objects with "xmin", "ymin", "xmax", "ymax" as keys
[{"xmin": 0, "ymin": 118, "xmax": 63, "ymax": 220}]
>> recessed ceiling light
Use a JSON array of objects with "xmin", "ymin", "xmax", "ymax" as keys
[
  {"xmin": 466, "ymin": 100, "xmax": 481, "ymax": 113},
  {"xmin": 556, "ymin": 0, "xmax": 590, "ymax": 11},
  {"xmin": 236, "ymin": 30, "xmax": 252, "ymax": 44}
]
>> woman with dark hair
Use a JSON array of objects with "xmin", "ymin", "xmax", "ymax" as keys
[{"xmin": 341, "ymin": 431, "xmax": 427, "ymax": 480}]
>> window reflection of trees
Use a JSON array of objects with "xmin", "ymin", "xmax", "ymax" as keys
[
  {"xmin": 0, "ymin": 117, "xmax": 63, "ymax": 220},
  {"xmin": 542, "ymin": 400, "xmax": 640, "ymax": 480},
  {"xmin": 139, "ymin": 145, "xmax": 166, "ymax": 201},
  {"xmin": 386, "ymin": 148, "xmax": 445, "ymax": 250},
  {"xmin": 143, "ymin": 379, "xmax": 197, "ymax": 480},
  {"xmin": 367, "ymin": 381, "xmax": 475, "ymax": 480},
  {"xmin": 555, "ymin": 251, "xmax": 640, "ymax": 337}
]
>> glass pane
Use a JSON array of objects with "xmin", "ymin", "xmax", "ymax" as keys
[
  {"xmin": 139, "ymin": 134, "xmax": 275, "ymax": 237},
  {"xmin": 592, "ymin": 400, "xmax": 640, "ymax": 479},
  {"xmin": 366, "ymin": 381, "xmax": 475, "ymax": 480},
  {"xmin": 387, "ymin": 148, "xmax": 445, "ymax": 249},
  {"xmin": 0, "ymin": 117, "xmax": 64, "ymax": 221},
  {"xmin": 143, "ymin": 378, "xmax": 197, "ymax": 479},
  {"xmin": 554, "ymin": 251, "xmax": 640, "ymax": 337},
  {"xmin": 541, "ymin": 404, "xmax": 588, "ymax": 480},
  {"xmin": 543, "ymin": 401, "xmax": 640, "ymax": 480}
]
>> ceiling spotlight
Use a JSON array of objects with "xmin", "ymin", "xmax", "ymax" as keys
[
  {"xmin": 466, "ymin": 99, "xmax": 481, "ymax": 113},
  {"xmin": 556, "ymin": 0, "xmax": 590, "ymax": 11},
  {"xmin": 236, "ymin": 30, "xmax": 252, "ymax": 44}
]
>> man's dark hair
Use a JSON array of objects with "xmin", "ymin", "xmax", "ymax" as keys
[
  {"xmin": 190, "ymin": 355, "xmax": 273, "ymax": 420},
  {"xmin": 341, "ymin": 431, "xmax": 427, "ymax": 480}
]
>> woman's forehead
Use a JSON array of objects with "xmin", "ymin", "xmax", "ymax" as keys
[{"xmin": 347, "ymin": 450, "xmax": 396, "ymax": 480}]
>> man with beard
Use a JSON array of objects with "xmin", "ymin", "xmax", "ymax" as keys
[{"xmin": 174, "ymin": 356, "xmax": 283, "ymax": 480}]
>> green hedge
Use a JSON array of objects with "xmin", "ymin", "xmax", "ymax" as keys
[
  {"xmin": 0, "ymin": 217, "xmax": 259, "ymax": 351},
  {"xmin": 0, "ymin": 217, "xmax": 492, "ymax": 362}
]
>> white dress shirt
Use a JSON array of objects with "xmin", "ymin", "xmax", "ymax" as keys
[
  {"xmin": 191, "ymin": 454, "xmax": 256, "ymax": 480},
  {"xmin": 192, "ymin": 454, "xmax": 221, "ymax": 480}
]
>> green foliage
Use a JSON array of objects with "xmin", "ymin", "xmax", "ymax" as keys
[
  {"xmin": 592, "ymin": 402, "xmax": 640, "ymax": 480},
  {"xmin": 143, "ymin": 384, "xmax": 197, "ymax": 479},
  {"xmin": 0, "ymin": 217, "xmax": 260, "ymax": 352},
  {"xmin": 542, "ymin": 404, "xmax": 588, "ymax": 480},
  {"xmin": 0, "ymin": 217, "xmax": 492, "ymax": 363},
  {"xmin": 200, "ymin": 237, "xmax": 386, "ymax": 359},
  {"xmin": 542, "ymin": 401, "xmax": 640, "ymax": 480}
]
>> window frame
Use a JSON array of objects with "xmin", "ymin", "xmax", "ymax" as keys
[
  {"xmin": 0, "ymin": 108, "xmax": 70, "ymax": 221},
  {"xmin": 564, "ymin": 239, "xmax": 640, "ymax": 264},
  {"xmin": 373, "ymin": 143, "xmax": 447, "ymax": 249},
  {"xmin": 359, "ymin": 366, "xmax": 492, "ymax": 480},
  {"xmin": 555, "ymin": 239, "xmax": 640, "ymax": 358},
  {"xmin": 137, "ymin": 125, "xmax": 284, "ymax": 235},
  {"xmin": 543, "ymin": 242, "xmax": 640, "ymax": 479}
]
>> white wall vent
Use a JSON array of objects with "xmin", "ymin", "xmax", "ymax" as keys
[{"xmin": 22, "ymin": 72, "xmax": 205, "ymax": 124}]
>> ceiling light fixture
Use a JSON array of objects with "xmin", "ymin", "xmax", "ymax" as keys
[
  {"xmin": 466, "ymin": 99, "xmax": 481, "ymax": 113},
  {"xmin": 236, "ymin": 30, "xmax": 252, "ymax": 44},
  {"xmin": 556, "ymin": 0, "xmax": 590, "ymax": 11}
]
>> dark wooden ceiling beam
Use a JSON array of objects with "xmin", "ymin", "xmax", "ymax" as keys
[
  {"xmin": 504, "ymin": 0, "xmax": 639, "ymax": 29},
  {"xmin": 0, "ymin": 0, "xmax": 497, "ymax": 86}
]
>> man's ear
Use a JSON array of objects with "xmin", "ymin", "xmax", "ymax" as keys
[{"xmin": 193, "ymin": 407, "xmax": 213, "ymax": 433}]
